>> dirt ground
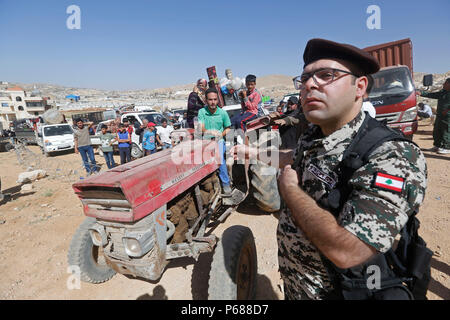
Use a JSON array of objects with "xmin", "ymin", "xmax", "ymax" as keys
[{"xmin": 0, "ymin": 120, "xmax": 448, "ymax": 300}]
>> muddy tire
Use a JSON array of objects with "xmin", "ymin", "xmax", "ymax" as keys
[
  {"xmin": 131, "ymin": 143, "xmax": 143, "ymax": 159},
  {"xmin": 250, "ymin": 162, "xmax": 280, "ymax": 212},
  {"xmin": 208, "ymin": 226, "xmax": 257, "ymax": 300},
  {"xmin": 67, "ymin": 217, "xmax": 116, "ymax": 283}
]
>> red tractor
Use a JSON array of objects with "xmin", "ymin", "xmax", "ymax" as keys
[{"xmin": 68, "ymin": 118, "xmax": 280, "ymax": 299}]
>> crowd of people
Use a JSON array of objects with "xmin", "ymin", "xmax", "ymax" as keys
[{"xmin": 72, "ymin": 113, "xmax": 177, "ymax": 176}]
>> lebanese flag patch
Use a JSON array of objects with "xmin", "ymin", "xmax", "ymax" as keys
[{"xmin": 373, "ymin": 172, "xmax": 405, "ymax": 193}]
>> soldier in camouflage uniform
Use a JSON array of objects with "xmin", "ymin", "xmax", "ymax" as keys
[
  {"xmin": 420, "ymin": 78, "xmax": 450, "ymax": 154},
  {"xmin": 231, "ymin": 38, "xmax": 427, "ymax": 300}
]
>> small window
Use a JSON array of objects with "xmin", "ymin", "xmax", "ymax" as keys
[
  {"xmin": 16, "ymin": 96, "xmax": 22, "ymax": 102},
  {"xmin": 18, "ymin": 106, "xmax": 24, "ymax": 111}
]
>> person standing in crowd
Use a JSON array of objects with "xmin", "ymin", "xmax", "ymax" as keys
[
  {"xmin": 158, "ymin": 118, "xmax": 174, "ymax": 149},
  {"xmin": 73, "ymin": 118, "xmax": 98, "ymax": 175},
  {"xmin": 122, "ymin": 118, "xmax": 134, "ymax": 135},
  {"xmin": 142, "ymin": 122, "xmax": 161, "ymax": 155},
  {"xmin": 277, "ymin": 104, "xmax": 284, "ymax": 115},
  {"xmin": 135, "ymin": 118, "xmax": 149, "ymax": 146},
  {"xmin": 98, "ymin": 124, "xmax": 116, "ymax": 169},
  {"xmin": 419, "ymin": 78, "xmax": 450, "ymax": 154},
  {"xmin": 417, "ymin": 102, "xmax": 433, "ymax": 119},
  {"xmin": 181, "ymin": 111, "xmax": 188, "ymax": 128},
  {"xmin": 187, "ymin": 79, "xmax": 207, "ymax": 128},
  {"xmin": 108, "ymin": 111, "xmax": 121, "ymax": 133},
  {"xmin": 231, "ymin": 38, "xmax": 427, "ymax": 300},
  {"xmin": 117, "ymin": 124, "xmax": 131, "ymax": 164}
]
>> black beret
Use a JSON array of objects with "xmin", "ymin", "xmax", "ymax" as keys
[
  {"xmin": 303, "ymin": 38, "xmax": 380, "ymax": 75},
  {"xmin": 288, "ymin": 96, "xmax": 299, "ymax": 104}
]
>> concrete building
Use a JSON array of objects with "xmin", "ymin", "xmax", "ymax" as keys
[{"xmin": 0, "ymin": 86, "xmax": 53, "ymax": 129}]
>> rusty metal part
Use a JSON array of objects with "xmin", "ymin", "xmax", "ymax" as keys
[
  {"xmin": 217, "ymin": 207, "xmax": 233, "ymax": 223},
  {"xmin": 166, "ymin": 234, "xmax": 217, "ymax": 261}
]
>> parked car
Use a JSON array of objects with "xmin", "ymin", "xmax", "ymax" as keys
[{"xmin": 36, "ymin": 123, "xmax": 75, "ymax": 157}]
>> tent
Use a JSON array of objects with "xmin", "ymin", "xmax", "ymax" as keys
[{"xmin": 65, "ymin": 94, "xmax": 80, "ymax": 102}]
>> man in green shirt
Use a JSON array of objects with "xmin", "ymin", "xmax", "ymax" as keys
[
  {"xmin": 99, "ymin": 124, "xmax": 117, "ymax": 169},
  {"xmin": 197, "ymin": 88, "xmax": 232, "ymax": 195},
  {"xmin": 420, "ymin": 78, "xmax": 450, "ymax": 154}
]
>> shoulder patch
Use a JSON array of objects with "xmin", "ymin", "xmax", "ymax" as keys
[{"xmin": 373, "ymin": 172, "xmax": 405, "ymax": 193}]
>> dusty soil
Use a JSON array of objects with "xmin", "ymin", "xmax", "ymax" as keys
[{"xmin": 0, "ymin": 120, "xmax": 448, "ymax": 300}]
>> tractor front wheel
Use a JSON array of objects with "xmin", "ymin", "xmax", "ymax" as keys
[
  {"xmin": 67, "ymin": 217, "xmax": 116, "ymax": 283},
  {"xmin": 208, "ymin": 225, "xmax": 257, "ymax": 300}
]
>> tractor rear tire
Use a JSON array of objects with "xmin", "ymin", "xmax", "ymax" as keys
[
  {"xmin": 250, "ymin": 162, "xmax": 280, "ymax": 213},
  {"xmin": 208, "ymin": 225, "xmax": 257, "ymax": 300},
  {"xmin": 67, "ymin": 217, "xmax": 116, "ymax": 284}
]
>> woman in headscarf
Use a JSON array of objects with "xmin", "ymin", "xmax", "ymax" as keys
[{"xmin": 186, "ymin": 78, "xmax": 207, "ymax": 128}]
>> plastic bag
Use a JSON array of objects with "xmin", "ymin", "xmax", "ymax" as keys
[{"xmin": 42, "ymin": 109, "xmax": 64, "ymax": 124}]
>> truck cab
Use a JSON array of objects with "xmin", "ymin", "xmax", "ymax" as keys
[
  {"xmin": 37, "ymin": 123, "xmax": 74, "ymax": 156},
  {"xmin": 369, "ymin": 66, "xmax": 418, "ymax": 137},
  {"xmin": 364, "ymin": 38, "xmax": 418, "ymax": 139}
]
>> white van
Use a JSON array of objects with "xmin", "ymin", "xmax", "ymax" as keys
[{"xmin": 37, "ymin": 123, "xmax": 74, "ymax": 157}]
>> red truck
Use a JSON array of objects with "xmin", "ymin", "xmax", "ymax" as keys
[{"xmin": 364, "ymin": 38, "xmax": 418, "ymax": 139}]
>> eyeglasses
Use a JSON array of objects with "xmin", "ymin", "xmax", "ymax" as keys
[{"xmin": 293, "ymin": 68, "xmax": 359, "ymax": 90}]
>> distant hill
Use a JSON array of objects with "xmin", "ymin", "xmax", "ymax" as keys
[{"xmin": 3, "ymin": 71, "xmax": 448, "ymax": 110}]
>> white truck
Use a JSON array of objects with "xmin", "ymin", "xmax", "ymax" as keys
[{"xmin": 36, "ymin": 123, "xmax": 75, "ymax": 157}]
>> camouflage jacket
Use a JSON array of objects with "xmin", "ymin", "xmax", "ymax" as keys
[
  {"xmin": 421, "ymin": 89, "xmax": 450, "ymax": 120},
  {"xmin": 277, "ymin": 111, "xmax": 427, "ymax": 300}
]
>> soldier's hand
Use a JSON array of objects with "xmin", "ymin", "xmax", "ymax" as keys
[
  {"xmin": 274, "ymin": 119, "xmax": 286, "ymax": 126},
  {"xmin": 278, "ymin": 165, "xmax": 299, "ymax": 199}
]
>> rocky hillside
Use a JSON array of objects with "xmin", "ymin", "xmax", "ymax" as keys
[{"xmin": 2, "ymin": 71, "xmax": 448, "ymax": 110}]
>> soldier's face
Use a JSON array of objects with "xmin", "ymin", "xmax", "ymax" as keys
[{"xmin": 300, "ymin": 59, "xmax": 364, "ymax": 129}]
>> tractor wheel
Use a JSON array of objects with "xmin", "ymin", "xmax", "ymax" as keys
[
  {"xmin": 131, "ymin": 143, "xmax": 143, "ymax": 159},
  {"xmin": 208, "ymin": 226, "xmax": 257, "ymax": 300},
  {"xmin": 67, "ymin": 217, "xmax": 116, "ymax": 283},
  {"xmin": 250, "ymin": 162, "xmax": 280, "ymax": 213}
]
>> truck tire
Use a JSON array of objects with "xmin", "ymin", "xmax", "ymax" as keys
[
  {"xmin": 67, "ymin": 217, "xmax": 116, "ymax": 284},
  {"xmin": 131, "ymin": 143, "xmax": 143, "ymax": 159},
  {"xmin": 250, "ymin": 162, "xmax": 280, "ymax": 213},
  {"xmin": 5, "ymin": 143, "xmax": 14, "ymax": 152},
  {"xmin": 208, "ymin": 226, "xmax": 257, "ymax": 300}
]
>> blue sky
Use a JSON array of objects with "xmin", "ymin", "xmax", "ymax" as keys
[{"xmin": 0, "ymin": 0, "xmax": 449, "ymax": 90}]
